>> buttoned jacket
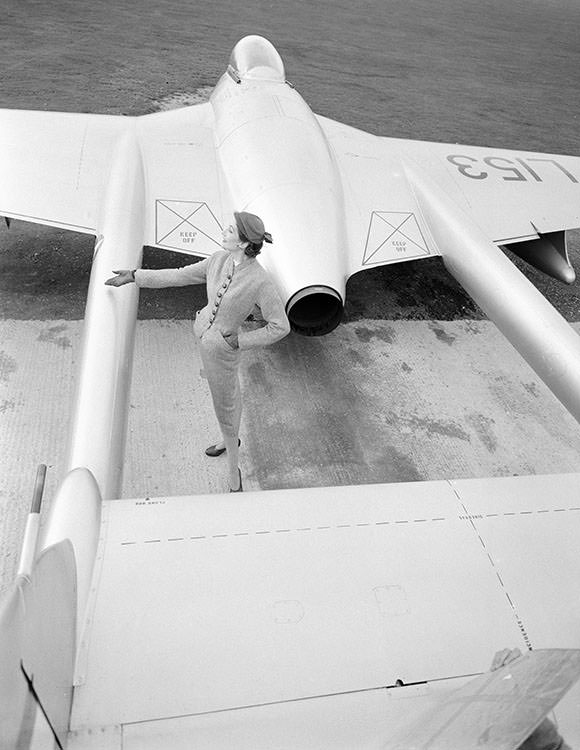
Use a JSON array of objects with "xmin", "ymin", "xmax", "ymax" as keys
[{"xmin": 135, "ymin": 251, "xmax": 290, "ymax": 350}]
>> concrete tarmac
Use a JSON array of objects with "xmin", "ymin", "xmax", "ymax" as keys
[
  {"xmin": 2, "ymin": 0, "xmax": 580, "ymax": 600},
  {"xmin": 2, "ymin": 317, "xmax": 580, "ymax": 594}
]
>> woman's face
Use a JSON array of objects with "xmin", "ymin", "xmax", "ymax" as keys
[{"xmin": 222, "ymin": 222, "xmax": 243, "ymax": 253}]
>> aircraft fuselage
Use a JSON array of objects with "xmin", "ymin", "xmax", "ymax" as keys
[{"xmin": 210, "ymin": 38, "xmax": 347, "ymax": 334}]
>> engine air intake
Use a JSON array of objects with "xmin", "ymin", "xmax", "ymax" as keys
[
  {"xmin": 229, "ymin": 35, "xmax": 285, "ymax": 81},
  {"xmin": 286, "ymin": 286, "xmax": 343, "ymax": 336}
]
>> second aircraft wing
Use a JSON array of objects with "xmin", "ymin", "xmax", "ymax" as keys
[{"xmin": 317, "ymin": 115, "xmax": 580, "ymax": 278}]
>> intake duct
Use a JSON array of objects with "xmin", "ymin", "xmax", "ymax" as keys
[{"xmin": 286, "ymin": 286, "xmax": 343, "ymax": 336}]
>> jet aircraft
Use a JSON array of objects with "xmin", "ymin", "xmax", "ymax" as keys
[{"xmin": 1, "ymin": 35, "xmax": 580, "ymax": 749}]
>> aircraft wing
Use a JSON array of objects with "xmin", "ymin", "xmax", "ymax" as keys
[
  {"xmin": 3, "ymin": 104, "xmax": 579, "ymax": 269},
  {"xmin": 136, "ymin": 105, "xmax": 232, "ymax": 257},
  {"xmin": 316, "ymin": 115, "xmax": 580, "ymax": 277},
  {"xmin": 0, "ymin": 105, "xmax": 229, "ymax": 256},
  {"xmin": 65, "ymin": 472, "xmax": 580, "ymax": 748},
  {"xmin": 0, "ymin": 109, "xmax": 126, "ymax": 233}
]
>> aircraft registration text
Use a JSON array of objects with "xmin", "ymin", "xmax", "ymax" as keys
[{"xmin": 447, "ymin": 154, "xmax": 578, "ymax": 183}]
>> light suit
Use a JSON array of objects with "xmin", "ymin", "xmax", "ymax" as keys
[{"xmin": 135, "ymin": 251, "xmax": 290, "ymax": 439}]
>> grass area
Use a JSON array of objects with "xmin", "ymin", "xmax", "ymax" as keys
[
  {"xmin": 2, "ymin": 0, "xmax": 578, "ymax": 150},
  {"xmin": 1, "ymin": 0, "xmax": 579, "ymax": 320}
]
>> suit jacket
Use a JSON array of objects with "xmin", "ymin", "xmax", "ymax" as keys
[{"xmin": 135, "ymin": 251, "xmax": 290, "ymax": 350}]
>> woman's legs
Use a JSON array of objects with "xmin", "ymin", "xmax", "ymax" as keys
[
  {"xmin": 200, "ymin": 333, "xmax": 243, "ymax": 490},
  {"xmin": 222, "ymin": 372, "xmax": 242, "ymax": 489},
  {"xmin": 223, "ymin": 436, "xmax": 241, "ymax": 490}
]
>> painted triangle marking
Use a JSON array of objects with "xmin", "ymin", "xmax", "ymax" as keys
[
  {"xmin": 187, "ymin": 204, "xmax": 225, "ymax": 246},
  {"xmin": 363, "ymin": 212, "xmax": 429, "ymax": 265},
  {"xmin": 157, "ymin": 203, "xmax": 205, "ymax": 245},
  {"xmin": 395, "ymin": 217, "xmax": 429, "ymax": 253},
  {"xmin": 155, "ymin": 200, "xmax": 223, "ymax": 254},
  {"xmin": 365, "ymin": 214, "xmax": 416, "ymax": 263},
  {"xmin": 375, "ymin": 212, "xmax": 413, "ymax": 234}
]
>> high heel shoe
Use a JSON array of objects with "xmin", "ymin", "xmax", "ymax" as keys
[
  {"xmin": 229, "ymin": 468, "xmax": 243, "ymax": 493},
  {"xmin": 205, "ymin": 438, "xmax": 241, "ymax": 457}
]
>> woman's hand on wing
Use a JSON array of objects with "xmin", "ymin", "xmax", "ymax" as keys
[{"xmin": 105, "ymin": 270, "xmax": 135, "ymax": 286}]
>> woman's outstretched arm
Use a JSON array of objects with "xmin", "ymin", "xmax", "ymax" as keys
[{"xmin": 105, "ymin": 256, "xmax": 212, "ymax": 288}]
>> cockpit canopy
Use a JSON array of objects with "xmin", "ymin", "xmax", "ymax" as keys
[{"xmin": 228, "ymin": 35, "xmax": 286, "ymax": 82}]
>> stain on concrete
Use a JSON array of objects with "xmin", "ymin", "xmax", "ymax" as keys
[
  {"xmin": 346, "ymin": 348, "xmax": 370, "ymax": 368},
  {"xmin": 242, "ymin": 335, "xmax": 423, "ymax": 488},
  {"xmin": 385, "ymin": 411, "xmax": 470, "ymax": 442},
  {"xmin": 245, "ymin": 360, "xmax": 273, "ymax": 398},
  {"xmin": 522, "ymin": 381, "xmax": 540, "ymax": 398},
  {"xmin": 0, "ymin": 399, "xmax": 15, "ymax": 413},
  {"xmin": 429, "ymin": 322, "xmax": 456, "ymax": 346},
  {"xmin": 488, "ymin": 375, "xmax": 536, "ymax": 419},
  {"xmin": 38, "ymin": 324, "xmax": 71, "ymax": 349},
  {"xmin": 0, "ymin": 352, "xmax": 17, "ymax": 382},
  {"xmin": 353, "ymin": 325, "xmax": 396, "ymax": 344},
  {"xmin": 401, "ymin": 362, "xmax": 413, "ymax": 373},
  {"xmin": 380, "ymin": 444, "xmax": 423, "ymax": 481},
  {"xmin": 467, "ymin": 412, "xmax": 497, "ymax": 452}
]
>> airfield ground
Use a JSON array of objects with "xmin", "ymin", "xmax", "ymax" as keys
[{"xmin": 1, "ymin": 0, "xmax": 580, "ymax": 594}]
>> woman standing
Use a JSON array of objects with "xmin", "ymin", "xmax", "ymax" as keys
[{"xmin": 106, "ymin": 211, "xmax": 290, "ymax": 492}]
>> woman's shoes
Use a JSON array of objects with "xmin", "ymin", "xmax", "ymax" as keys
[
  {"xmin": 204, "ymin": 439, "xmax": 242, "ymax": 490},
  {"xmin": 205, "ymin": 438, "xmax": 241, "ymax": 457},
  {"xmin": 229, "ymin": 468, "xmax": 243, "ymax": 493}
]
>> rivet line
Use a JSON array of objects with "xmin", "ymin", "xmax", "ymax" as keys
[{"xmin": 120, "ymin": 506, "xmax": 576, "ymax": 548}]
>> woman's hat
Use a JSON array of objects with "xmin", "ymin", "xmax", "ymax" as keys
[{"xmin": 234, "ymin": 211, "xmax": 273, "ymax": 245}]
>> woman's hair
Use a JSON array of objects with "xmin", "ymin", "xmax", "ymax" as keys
[{"xmin": 241, "ymin": 235, "xmax": 264, "ymax": 258}]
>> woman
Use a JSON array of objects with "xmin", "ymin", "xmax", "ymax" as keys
[{"xmin": 106, "ymin": 211, "xmax": 290, "ymax": 492}]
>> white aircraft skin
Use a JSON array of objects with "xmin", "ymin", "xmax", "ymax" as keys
[
  {"xmin": 0, "ymin": 35, "xmax": 580, "ymax": 749},
  {"xmin": 210, "ymin": 45, "xmax": 348, "ymax": 318}
]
